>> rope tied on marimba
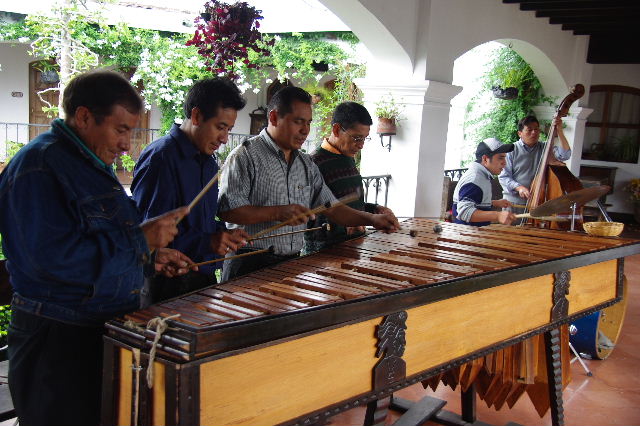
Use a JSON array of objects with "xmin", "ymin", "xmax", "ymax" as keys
[
  {"xmin": 145, "ymin": 313, "xmax": 180, "ymax": 388},
  {"xmin": 123, "ymin": 314, "xmax": 181, "ymax": 388}
]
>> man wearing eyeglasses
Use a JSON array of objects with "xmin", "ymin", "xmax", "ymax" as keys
[{"xmin": 304, "ymin": 102, "xmax": 398, "ymax": 253}]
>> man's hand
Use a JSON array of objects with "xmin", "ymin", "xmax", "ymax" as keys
[
  {"xmin": 370, "ymin": 212, "xmax": 401, "ymax": 233},
  {"xmin": 346, "ymin": 226, "xmax": 366, "ymax": 235},
  {"xmin": 515, "ymin": 185, "xmax": 530, "ymax": 200},
  {"xmin": 210, "ymin": 229, "xmax": 250, "ymax": 255},
  {"xmin": 155, "ymin": 248, "xmax": 194, "ymax": 277},
  {"xmin": 496, "ymin": 210, "xmax": 517, "ymax": 225},
  {"xmin": 275, "ymin": 204, "xmax": 316, "ymax": 225},
  {"xmin": 141, "ymin": 206, "xmax": 189, "ymax": 251},
  {"xmin": 375, "ymin": 205, "xmax": 394, "ymax": 215},
  {"xmin": 492, "ymin": 199, "xmax": 512, "ymax": 209}
]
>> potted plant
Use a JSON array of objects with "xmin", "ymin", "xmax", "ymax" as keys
[
  {"xmin": 186, "ymin": 1, "xmax": 273, "ymax": 80},
  {"xmin": 375, "ymin": 94, "xmax": 404, "ymax": 135},
  {"xmin": 491, "ymin": 67, "xmax": 532, "ymax": 100}
]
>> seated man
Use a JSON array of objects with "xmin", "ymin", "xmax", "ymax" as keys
[
  {"xmin": 453, "ymin": 138, "xmax": 517, "ymax": 226},
  {"xmin": 132, "ymin": 77, "xmax": 250, "ymax": 302},
  {"xmin": 304, "ymin": 101, "xmax": 397, "ymax": 253},
  {"xmin": 218, "ymin": 87, "xmax": 400, "ymax": 281},
  {"xmin": 0, "ymin": 70, "xmax": 189, "ymax": 426}
]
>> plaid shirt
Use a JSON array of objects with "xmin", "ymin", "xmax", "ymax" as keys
[{"xmin": 218, "ymin": 129, "xmax": 336, "ymax": 255}]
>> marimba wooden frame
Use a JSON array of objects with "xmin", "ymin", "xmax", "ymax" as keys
[{"xmin": 101, "ymin": 243, "xmax": 636, "ymax": 426}]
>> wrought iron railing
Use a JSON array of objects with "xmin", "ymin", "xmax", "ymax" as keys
[
  {"xmin": 361, "ymin": 174, "xmax": 391, "ymax": 207},
  {"xmin": 0, "ymin": 122, "xmax": 254, "ymax": 163},
  {"xmin": 444, "ymin": 168, "xmax": 467, "ymax": 181}
]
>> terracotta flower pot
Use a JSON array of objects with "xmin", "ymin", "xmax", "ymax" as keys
[{"xmin": 377, "ymin": 117, "xmax": 397, "ymax": 135}]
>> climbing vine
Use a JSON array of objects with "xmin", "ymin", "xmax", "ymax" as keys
[{"xmin": 463, "ymin": 47, "xmax": 556, "ymax": 165}]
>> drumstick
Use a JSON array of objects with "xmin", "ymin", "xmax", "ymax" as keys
[
  {"xmin": 174, "ymin": 170, "xmax": 221, "ymax": 225},
  {"xmin": 514, "ymin": 213, "xmax": 569, "ymax": 221},
  {"xmin": 249, "ymin": 193, "xmax": 359, "ymax": 240},
  {"xmin": 189, "ymin": 246, "xmax": 275, "ymax": 268},
  {"xmin": 250, "ymin": 223, "xmax": 331, "ymax": 242}
]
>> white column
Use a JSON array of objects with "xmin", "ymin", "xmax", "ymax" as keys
[{"xmin": 356, "ymin": 78, "xmax": 461, "ymax": 218}]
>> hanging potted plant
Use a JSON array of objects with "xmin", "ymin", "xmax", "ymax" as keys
[
  {"xmin": 186, "ymin": 1, "xmax": 274, "ymax": 80},
  {"xmin": 491, "ymin": 66, "xmax": 532, "ymax": 100},
  {"xmin": 375, "ymin": 94, "xmax": 404, "ymax": 135}
]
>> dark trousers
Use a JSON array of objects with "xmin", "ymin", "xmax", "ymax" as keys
[
  {"xmin": 221, "ymin": 248, "xmax": 299, "ymax": 282},
  {"xmin": 8, "ymin": 308, "xmax": 104, "ymax": 426}
]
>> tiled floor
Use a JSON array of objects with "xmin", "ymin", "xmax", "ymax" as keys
[{"xmin": 329, "ymin": 253, "xmax": 640, "ymax": 426}]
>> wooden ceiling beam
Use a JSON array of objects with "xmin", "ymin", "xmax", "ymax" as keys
[{"xmin": 537, "ymin": 8, "xmax": 640, "ymax": 18}]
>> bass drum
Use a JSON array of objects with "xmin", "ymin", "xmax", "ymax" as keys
[{"xmin": 570, "ymin": 275, "xmax": 628, "ymax": 360}]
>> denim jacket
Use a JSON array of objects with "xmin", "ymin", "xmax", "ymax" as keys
[{"xmin": 0, "ymin": 119, "xmax": 150, "ymax": 326}]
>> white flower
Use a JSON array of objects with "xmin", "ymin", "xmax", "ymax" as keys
[
  {"xmin": 292, "ymin": 72, "xmax": 298, "ymax": 77},
  {"xmin": 252, "ymin": 88, "xmax": 260, "ymax": 94},
  {"xmin": 265, "ymin": 78, "xmax": 273, "ymax": 84},
  {"xmin": 286, "ymin": 61, "xmax": 293, "ymax": 67},
  {"xmin": 315, "ymin": 74, "xmax": 322, "ymax": 81},
  {"xmin": 274, "ymin": 35, "xmax": 281, "ymax": 41},
  {"xmin": 18, "ymin": 37, "xmax": 29, "ymax": 43}
]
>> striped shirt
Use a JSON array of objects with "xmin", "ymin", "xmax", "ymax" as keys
[{"xmin": 218, "ymin": 129, "xmax": 337, "ymax": 255}]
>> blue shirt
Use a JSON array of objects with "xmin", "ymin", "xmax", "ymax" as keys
[
  {"xmin": 131, "ymin": 124, "xmax": 225, "ymax": 276},
  {"xmin": 452, "ymin": 162, "xmax": 494, "ymax": 227},
  {"xmin": 0, "ymin": 119, "xmax": 150, "ymax": 326}
]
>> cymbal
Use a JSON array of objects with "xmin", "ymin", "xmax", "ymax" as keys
[{"xmin": 530, "ymin": 185, "xmax": 610, "ymax": 217}]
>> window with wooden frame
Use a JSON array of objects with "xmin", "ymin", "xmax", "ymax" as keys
[{"xmin": 582, "ymin": 85, "xmax": 640, "ymax": 163}]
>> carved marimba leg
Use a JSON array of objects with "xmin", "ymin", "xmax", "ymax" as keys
[
  {"xmin": 364, "ymin": 396, "xmax": 391, "ymax": 426},
  {"xmin": 544, "ymin": 328, "xmax": 565, "ymax": 426}
]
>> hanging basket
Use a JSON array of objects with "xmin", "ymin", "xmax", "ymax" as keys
[
  {"xmin": 492, "ymin": 86, "xmax": 518, "ymax": 100},
  {"xmin": 377, "ymin": 117, "xmax": 397, "ymax": 135}
]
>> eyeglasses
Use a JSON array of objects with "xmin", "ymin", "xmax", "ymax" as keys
[{"xmin": 341, "ymin": 126, "xmax": 371, "ymax": 143}]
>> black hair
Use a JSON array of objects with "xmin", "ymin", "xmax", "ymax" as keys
[
  {"xmin": 331, "ymin": 102, "xmax": 373, "ymax": 129},
  {"xmin": 63, "ymin": 70, "xmax": 143, "ymax": 123},
  {"xmin": 517, "ymin": 115, "xmax": 539, "ymax": 131},
  {"xmin": 267, "ymin": 86, "xmax": 311, "ymax": 116},
  {"xmin": 183, "ymin": 77, "xmax": 247, "ymax": 120}
]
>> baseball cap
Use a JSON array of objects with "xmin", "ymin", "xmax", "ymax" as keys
[{"xmin": 475, "ymin": 137, "xmax": 514, "ymax": 158}]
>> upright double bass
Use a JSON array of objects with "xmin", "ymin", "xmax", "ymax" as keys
[{"xmin": 524, "ymin": 84, "xmax": 585, "ymax": 229}]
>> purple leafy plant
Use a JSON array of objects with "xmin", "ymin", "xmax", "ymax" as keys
[{"xmin": 186, "ymin": 1, "xmax": 273, "ymax": 80}]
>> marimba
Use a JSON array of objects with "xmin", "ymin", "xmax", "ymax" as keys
[{"xmin": 101, "ymin": 219, "xmax": 639, "ymax": 426}]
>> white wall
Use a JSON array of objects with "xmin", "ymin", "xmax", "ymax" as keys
[
  {"xmin": 0, "ymin": 42, "xmax": 32, "ymax": 158},
  {"xmin": 0, "ymin": 42, "xmax": 31, "ymax": 125}
]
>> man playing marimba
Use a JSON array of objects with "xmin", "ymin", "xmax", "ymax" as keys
[
  {"xmin": 218, "ymin": 87, "xmax": 400, "ymax": 281},
  {"xmin": 304, "ymin": 101, "xmax": 397, "ymax": 253},
  {"xmin": 132, "ymin": 78, "xmax": 250, "ymax": 302},
  {"xmin": 453, "ymin": 138, "xmax": 517, "ymax": 226},
  {"xmin": 0, "ymin": 70, "xmax": 190, "ymax": 426}
]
